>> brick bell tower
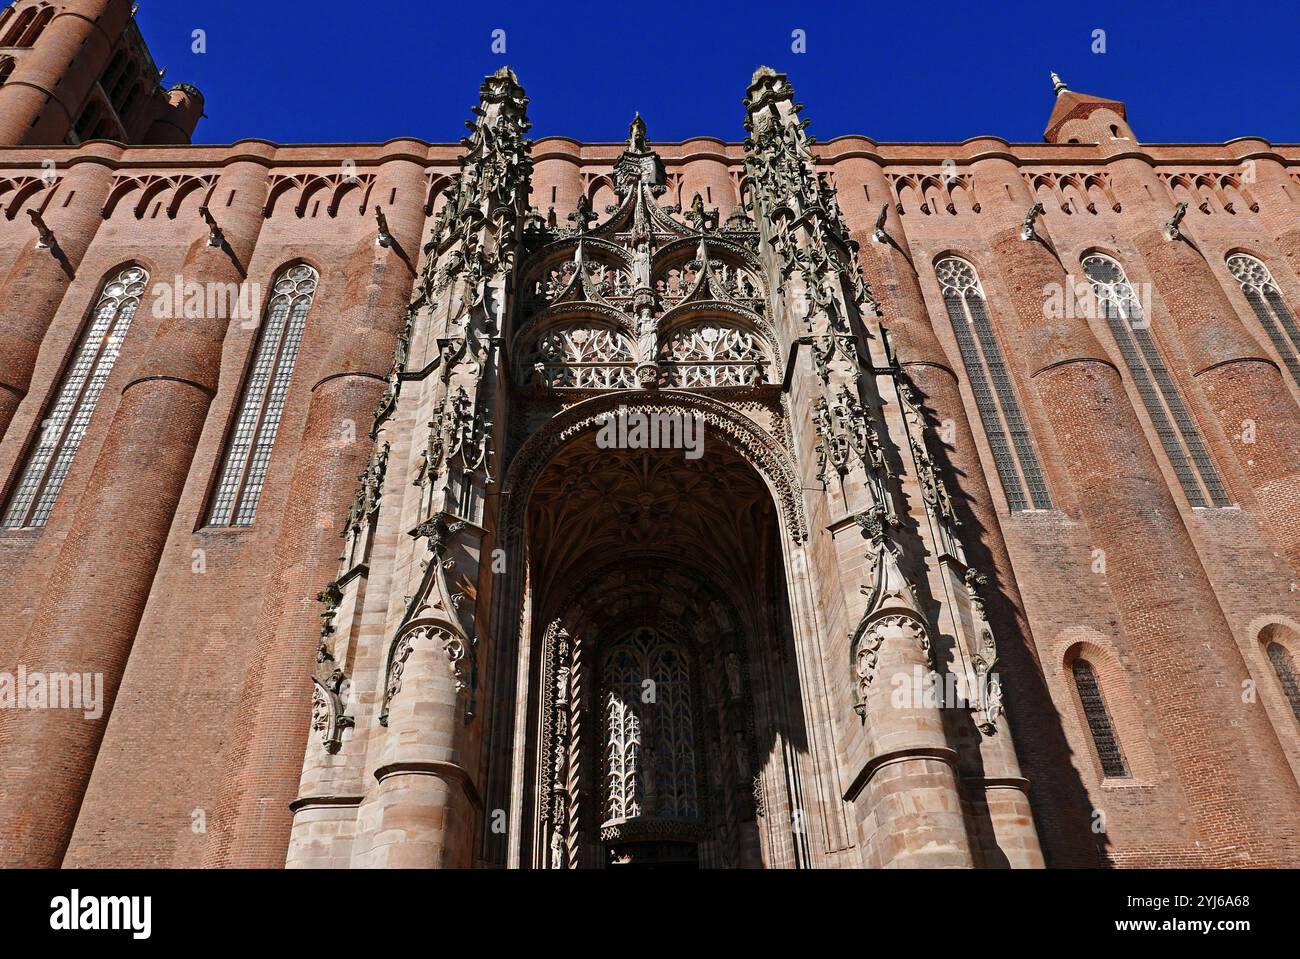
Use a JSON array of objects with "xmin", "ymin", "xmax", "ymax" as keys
[{"xmin": 0, "ymin": 0, "xmax": 203, "ymax": 145}]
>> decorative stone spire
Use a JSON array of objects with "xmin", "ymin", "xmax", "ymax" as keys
[
  {"xmin": 627, "ymin": 111, "xmax": 648, "ymax": 152},
  {"xmin": 613, "ymin": 112, "xmax": 665, "ymax": 199},
  {"xmin": 1050, "ymin": 71, "xmax": 1068, "ymax": 96}
]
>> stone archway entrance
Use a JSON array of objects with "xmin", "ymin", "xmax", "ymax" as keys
[{"xmin": 509, "ymin": 426, "xmax": 808, "ymax": 869}]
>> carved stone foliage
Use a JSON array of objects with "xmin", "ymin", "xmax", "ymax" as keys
[
  {"xmin": 897, "ymin": 380, "xmax": 959, "ymax": 531},
  {"xmin": 311, "ymin": 584, "xmax": 354, "ymax": 755},
  {"xmin": 513, "ymin": 113, "xmax": 772, "ymax": 404},
  {"xmin": 850, "ymin": 542, "xmax": 934, "ymax": 721},
  {"xmin": 383, "ymin": 623, "xmax": 469, "ymax": 715},
  {"xmin": 311, "ymin": 668, "xmax": 353, "ymax": 754},
  {"xmin": 342, "ymin": 441, "xmax": 389, "ymax": 541}
]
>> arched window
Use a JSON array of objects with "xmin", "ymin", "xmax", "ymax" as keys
[
  {"xmin": 935, "ymin": 257, "xmax": 1051, "ymax": 510},
  {"xmin": 1081, "ymin": 254, "xmax": 1230, "ymax": 508},
  {"xmin": 1, "ymin": 6, "xmax": 35, "ymax": 47},
  {"xmin": 2, "ymin": 265, "xmax": 147, "ymax": 528},
  {"xmin": 0, "ymin": 56, "xmax": 14, "ymax": 86},
  {"xmin": 1071, "ymin": 659, "xmax": 1129, "ymax": 778},
  {"xmin": 1227, "ymin": 253, "xmax": 1300, "ymax": 387},
  {"xmin": 602, "ymin": 629, "xmax": 699, "ymax": 823},
  {"xmin": 206, "ymin": 264, "xmax": 317, "ymax": 527},
  {"xmin": 1266, "ymin": 641, "xmax": 1300, "ymax": 724},
  {"xmin": 16, "ymin": 5, "xmax": 51, "ymax": 46}
]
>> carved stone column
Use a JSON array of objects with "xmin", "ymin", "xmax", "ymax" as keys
[
  {"xmin": 744, "ymin": 68, "xmax": 974, "ymax": 868},
  {"xmin": 344, "ymin": 68, "xmax": 533, "ymax": 869}
]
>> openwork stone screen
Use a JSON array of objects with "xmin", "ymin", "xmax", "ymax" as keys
[
  {"xmin": 602, "ymin": 629, "xmax": 700, "ymax": 824},
  {"xmin": 530, "ymin": 324, "xmax": 636, "ymax": 389},
  {"xmin": 658, "ymin": 321, "xmax": 768, "ymax": 387}
]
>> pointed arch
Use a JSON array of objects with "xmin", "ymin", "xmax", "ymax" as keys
[
  {"xmin": 2, "ymin": 264, "xmax": 149, "ymax": 528},
  {"xmin": 1226, "ymin": 252, "xmax": 1300, "ymax": 387},
  {"xmin": 2, "ymin": 6, "xmax": 36, "ymax": 47},
  {"xmin": 205, "ymin": 262, "xmax": 319, "ymax": 527},
  {"xmin": 1081, "ymin": 251, "xmax": 1230, "ymax": 508},
  {"xmin": 933, "ymin": 255, "xmax": 1051, "ymax": 511}
]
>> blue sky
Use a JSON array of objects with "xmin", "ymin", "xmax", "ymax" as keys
[{"xmin": 137, "ymin": 0, "xmax": 1300, "ymax": 145}]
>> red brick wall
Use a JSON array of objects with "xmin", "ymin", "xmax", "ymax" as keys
[{"xmin": 1, "ymin": 105, "xmax": 1299, "ymax": 867}]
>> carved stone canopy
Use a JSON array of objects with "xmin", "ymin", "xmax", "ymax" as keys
[{"xmin": 614, "ymin": 112, "xmax": 666, "ymax": 199}]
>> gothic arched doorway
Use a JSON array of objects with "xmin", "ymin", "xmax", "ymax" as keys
[{"xmin": 491, "ymin": 409, "xmax": 812, "ymax": 868}]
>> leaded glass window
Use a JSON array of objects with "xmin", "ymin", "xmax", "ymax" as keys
[
  {"xmin": 2, "ymin": 265, "xmax": 146, "ymax": 529},
  {"xmin": 1226, "ymin": 253, "xmax": 1300, "ymax": 387},
  {"xmin": 935, "ymin": 257, "xmax": 1052, "ymax": 510},
  {"xmin": 206, "ymin": 264, "xmax": 317, "ymax": 526},
  {"xmin": 1072, "ymin": 659, "xmax": 1128, "ymax": 778},
  {"xmin": 1082, "ymin": 254, "xmax": 1230, "ymax": 508},
  {"xmin": 1266, "ymin": 642, "xmax": 1300, "ymax": 724},
  {"xmin": 602, "ymin": 629, "xmax": 700, "ymax": 823}
]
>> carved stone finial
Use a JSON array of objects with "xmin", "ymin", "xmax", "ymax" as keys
[
  {"xmin": 628, "ymin": 112, "xmax": 648, "ymax": 152},
  {"xmin": 751, "ymin": 65, "xmax": 778, "ymax": 84},
  {"xmin": 1051, "ymin": 71, "xmax": 1068, "ymax": 96}
]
